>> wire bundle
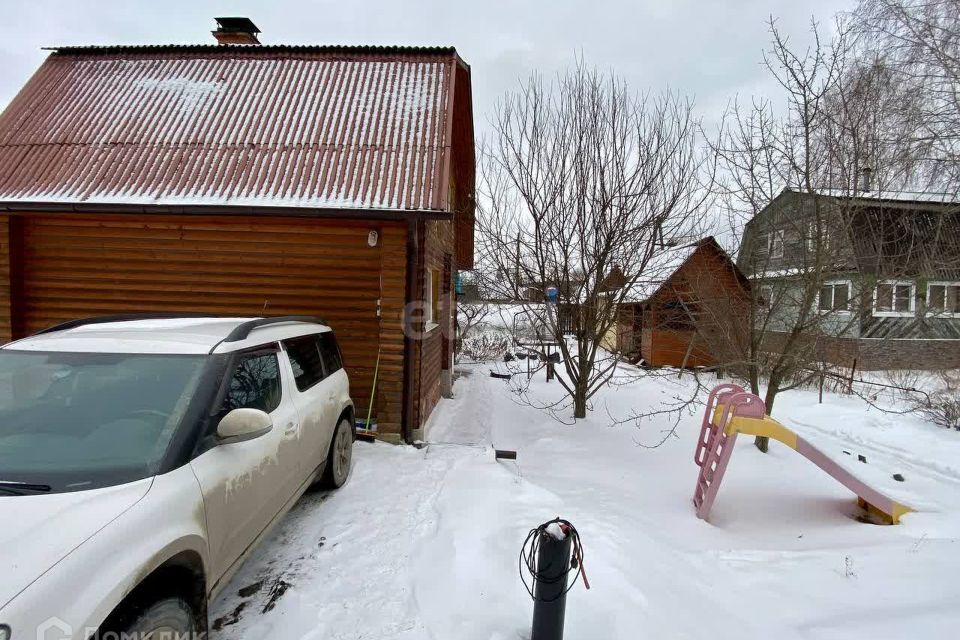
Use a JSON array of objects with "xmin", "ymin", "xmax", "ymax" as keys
[{"xmin": 519, "ymin": 517, "xmax": 589, "ymax": 601}]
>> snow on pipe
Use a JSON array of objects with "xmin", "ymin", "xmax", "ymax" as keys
[{"xmin": 520, "ymin": 518, "xmax": 589, "ymax": 640}]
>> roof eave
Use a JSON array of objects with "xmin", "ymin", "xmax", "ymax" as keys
[{"xmin": 0, "ymin": 200, "xmax": 453, "ymax": 221}]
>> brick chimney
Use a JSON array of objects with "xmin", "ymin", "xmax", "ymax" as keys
[{"xmin": 212, "ymin": 17, "xmax": 261, "ymax": 45}]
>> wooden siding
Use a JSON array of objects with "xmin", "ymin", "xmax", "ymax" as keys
[
  {"xmin": 375, "ymin": 224, "xmax": 408, "ymax": 435},
  {"xmin": 740, "ymin": 190, "xmax": 960, "ymax": 341},
  {"xmin": 647, "ymin": 328, "xmax": 714, "ymax": 367},
  {"xmin": 416, "ymin": 218, "xmax": 456, "ymax": 429},
  {"xmin": 0, "ymin": 216, "xmax": 11, "ymax": 342},
  {"xmin": 623, "ymin": 239, "xmax": 750, "ymax": 368},
  {"xmin": 1, "ymin": 212, "xmax": 408, "ymax": 436},
  {"xmin": 449, "ymin": 62, "xmax": 476, "ymax": 269}
]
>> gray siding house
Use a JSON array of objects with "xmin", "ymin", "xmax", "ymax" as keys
[{"xmin": 737, "ymin": 187, "xmax": 960, "ymax": 370}]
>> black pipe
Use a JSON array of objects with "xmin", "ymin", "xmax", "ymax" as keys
[{"xmin": 531, "ymin": 528, "xmax": 573, "ymax": 640}]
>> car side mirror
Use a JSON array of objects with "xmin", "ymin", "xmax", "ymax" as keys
[{"xmin": 216, "ymin": 408, "xmax": 273, "ymax": 445}]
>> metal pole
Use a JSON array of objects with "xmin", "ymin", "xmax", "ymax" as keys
[{"xmin": 531, "ymin": 528, "xmax": 572, "ymax": 640}]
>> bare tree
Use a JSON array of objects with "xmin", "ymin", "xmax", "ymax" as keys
[
  {"xmin": 700, "ymin": 14, "xmax": 959, "ymax": 451},
  {"xmin": 454, "ymin": 300, "xmax": 492, "ymax": 361},
  {"xmin": 476, "ymin": 63, "xmax": 710, "ymax": 419},
  {"xmin": 702, "ymin": 19, "xmax": 906, "ymax": 450},
  {"xmin": 854, "ymin": 0, "xmax": 960, "ymax": 194}
]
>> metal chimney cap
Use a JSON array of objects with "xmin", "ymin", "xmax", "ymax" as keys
[{"xmin": 214, "ymin": 17, "xmax": 261, "ymax": 34}]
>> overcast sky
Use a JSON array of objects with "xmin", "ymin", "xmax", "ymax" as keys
[{"xmin": 1, "ymin": 0, "xmax": 854, "ymax": 137}]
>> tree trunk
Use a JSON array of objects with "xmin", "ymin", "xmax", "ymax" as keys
[
  {"xmin": 754, "ymin": 382, "xmax": 779, "ymax": 452},
  {"xmin": 573, "ymin": 391, "xmax": 587, "ymax": 419},
  {"xmin": 749, "ymin": 365, "xmax": 760, "ymax": 396}
]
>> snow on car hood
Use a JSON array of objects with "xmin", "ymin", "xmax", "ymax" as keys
[{"xmin": 0, "ymin": 478, "xmax": 152, "ymax": 610}]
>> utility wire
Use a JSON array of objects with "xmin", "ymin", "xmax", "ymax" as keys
[{"xmin": 519, "ymin": 517, "xmax": 590, "ymax": 602}]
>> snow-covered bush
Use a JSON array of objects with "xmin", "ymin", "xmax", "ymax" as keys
[
  {"xmin": 459, "ymin": 330, "xmax": 512, "ymax": 362},
  {"xmin": 911, "ymin": 371, "xmax": 960, "ymax": 431},
  {"xmin": 877, "ymin": 370, "xmax": 960, "ymax": 431}
]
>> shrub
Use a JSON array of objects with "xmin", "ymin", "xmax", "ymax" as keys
[{"xmin": 459, "ymin": 329, "xmax": 512, "ymax": 362}]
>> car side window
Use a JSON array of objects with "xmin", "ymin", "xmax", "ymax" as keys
[
  {"xmin": 283, "ymin": 334, "xmax": 325, "ymax": 391},
  {"xmin": 221, "ymin": 351, "xmax": 282, "ymax": 414},
  {"xmin": 319, "ymin": 332, "xmax": 343, "ymax": 374}
]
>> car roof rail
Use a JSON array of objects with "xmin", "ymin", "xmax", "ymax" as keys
[
  {"xmin": 34, "ymin": 313, "xmax": 220, "ymax": 336},
  {"xmin": 221, "ymin": 315, "xmax": 328, "ymax": 343}
]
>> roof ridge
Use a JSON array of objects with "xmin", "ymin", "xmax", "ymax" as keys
[{"xmin": 44, "ymin": 43, "xmax": 459, "ymax": 56}]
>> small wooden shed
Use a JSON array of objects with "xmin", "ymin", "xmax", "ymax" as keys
[{"xmin": 616, "ymin": 237, "xmax": 750, "ymax": 367}]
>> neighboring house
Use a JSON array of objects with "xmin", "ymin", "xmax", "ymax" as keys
[
  {"xmin": 0, "ymin": 21, "xmax": 476, "ymax": 442},
  {"xmin": 609, "ymin": 237, "xmax": 751, "ymax": 368},
  {"xmin": 737, "ymin": 187, "xmax": 960, "ymax": 370}
]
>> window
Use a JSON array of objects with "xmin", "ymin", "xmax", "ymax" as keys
[
  {"xmin": 818, "ymin": 281, "xmax": 851, "ymax": 313},
  {"xmin": 874, "ymin": 280, "xmax": 915, "ymax": 317},
  {"xmin": 758, "ymin": 285, "xmax": 773, "ymax": 308},
  {"xmin": 806, "ymin": 220, "xmax": 832, "ymax": 253},
  {"xmin": 927, "ymin": 282, "xmax": 960, "ymax": 316},
  {"xmin": 767, "ymin": 230, "xmax": 784, "ymax": 259},
  {"xmin": 0, "ymin": 352, "xmax": 206, "ymax": 492},
  {"xmin": 319, "ymin": 332, "xmax": 343, "ymax": 374},
  {"xmin": 221, "ymin": 351, "xmax": 281, "ymax": 414},
  {"xmin": 283, "ymin": 334, "xmax": 325, "ymax": 391},
  {"xmin": 425, "ymin": 268, "xmax": 441, "ymax": 328}
]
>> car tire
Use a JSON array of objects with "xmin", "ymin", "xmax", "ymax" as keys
[
  {"xmin": 322, "ymin": 417, "xmax": 354, "ymax": 489},
  {"xmin": 104, "ymin": 596, "xmax": 197, "ymax": 639}
]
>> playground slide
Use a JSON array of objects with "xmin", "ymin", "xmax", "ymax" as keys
[{"xmin": 693, "ymin": 384, "xmax": 913, "ymax": 525}]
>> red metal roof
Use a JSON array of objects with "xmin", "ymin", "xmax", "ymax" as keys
[{"xmin": 0, "ymin": 45, "xmax": 466, "ymax": 212}]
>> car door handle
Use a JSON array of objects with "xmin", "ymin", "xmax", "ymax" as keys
[{"xmin": 284, "ymin": 421, "xmax": 298, "ymax": 435}]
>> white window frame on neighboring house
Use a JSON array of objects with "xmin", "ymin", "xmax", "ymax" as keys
[
  {"xmin": 873, "ymin": 280, "xmax": 916, "ymax": 317},
  {"xmin": 767, "ymin": 229, "xmax": 785, "ymax": 259},
  {"xmin": 816, "ymin": 280, "xmax": 852, "ymax": 314},
  {"xmin": 926, "ymin": 281, "xmax": 960, "ymax": 318},
  {"xmin": 805, "ymin": 220, "xmax": 832, "ymax": 253},
  {"xmin": 758, "ymin": 284, "xmax": 773, "ymax": 308}
]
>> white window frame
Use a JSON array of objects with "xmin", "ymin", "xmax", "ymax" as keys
[
  {"xmin": 805, "ymin": 220, "xmax": 831, "ymax": 253},
  {"xmin": 767, "ymin": 229, "xmax": 784, "ymax": 259},
  {"xmin": 758, "ymin": 284, "xmax": 773, "ymax": 308},
  {"xmin": 873, "ymin": 280, "xmax": 916, "ymax": 318},
  {"xmin": 926, "ymin": 281, "xmax": 960, "ymax": 318},
  {"xmin": 816, "ymin": 279, "xmax": 852, "ymax": 314}
]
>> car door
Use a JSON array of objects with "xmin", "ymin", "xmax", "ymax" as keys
[
  {"xmin": 189, "ymin": 345, "xmax": 304, "ymax": 586},
  {"xmin": 281, "ymin": 333, "xmax": 336, "ymax": 478},
  {"xmin": 317, "ymin": 330, "xmax": 351, "ymax": 428}
]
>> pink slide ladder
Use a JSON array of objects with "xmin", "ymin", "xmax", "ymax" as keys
[
  {"xmin": 692, "ymin": 383, "xmax": 912, "ymax": 523},
  {"xmin": 693, "ymin": 384, "xmax": 766, "ymax": 520}
]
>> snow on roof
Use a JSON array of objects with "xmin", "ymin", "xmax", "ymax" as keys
[
  {"xmin": 623, "ymin": 241, "xmax": 702, "ymax": 303},
  {"xmin": 800, "ymin": 188, "xmax": 959, "ymax": 206},
  {"xmin": 0, "ymin": 46, "xmax": 466, "ymax": 212}
]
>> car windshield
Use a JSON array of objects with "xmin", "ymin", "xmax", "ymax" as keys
[{"xmin": 0, "ymin": 350, "xmax": 207, "ymax": 493}]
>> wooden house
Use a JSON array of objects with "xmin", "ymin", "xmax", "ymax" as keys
[
  {"xmin": 0, "ymin": 26, "xmax": 475, "ymax": 442},
  {"xmin": 613, "ymin": 237, "xmax": 751, "ymax": 367},
  {"xmin": 737, "ymin": 187, "xmax": 960, "ymax": 370}
]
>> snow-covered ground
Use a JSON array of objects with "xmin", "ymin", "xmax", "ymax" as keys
[{"xmin": 210, "ymin": 362, "xmax": 960, "ymax": 639}]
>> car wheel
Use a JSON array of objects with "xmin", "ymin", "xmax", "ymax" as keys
[
  {"xmin": 107, "ymin": 596, "xmax": 197, "ymax": 639},
  {"xmin": 322, "ymin": 418, "xmax": 354, "ymax": 489}
]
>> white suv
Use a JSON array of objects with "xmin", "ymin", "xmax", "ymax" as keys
[{"xmin": 0, "ymin": 315, "xmax": 354, "ymax": 640}]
